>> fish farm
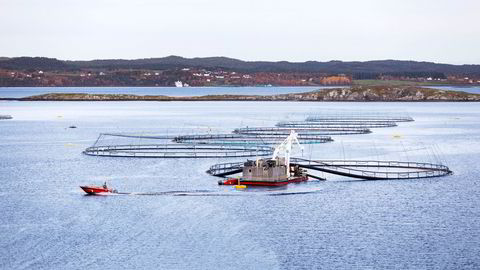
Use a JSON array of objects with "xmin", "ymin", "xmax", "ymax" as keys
[
  {"xmin": 83, "ymin": 112, "xmax": 412, "ymax": 159},
  {"xmin": 82, "ymin": 111, "xmax": 453, "ymax": 181}
]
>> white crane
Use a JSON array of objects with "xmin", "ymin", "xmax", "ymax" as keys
[{"xmin": 272, "ymin": 130, "xmax": 303, "ymax": 168}]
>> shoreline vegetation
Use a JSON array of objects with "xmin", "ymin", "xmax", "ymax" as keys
[{"xmin": 1, "ymin": 86, "xmax": 479, "ymax": 102}]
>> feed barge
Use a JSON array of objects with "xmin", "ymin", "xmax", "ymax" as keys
[
  {"xmin": 219, "ymin": 158, "xmax": 308, "ymax": 186},
  {"xmin": 218, "ymin": 130, "xmax": 308, "ymax": 186}
]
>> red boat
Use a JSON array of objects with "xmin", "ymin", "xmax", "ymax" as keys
[{"xmin": 80, "ymin": 182, "xmax": 117, "ymax": 195}]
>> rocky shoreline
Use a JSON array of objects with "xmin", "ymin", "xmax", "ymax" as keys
[{"xmin": 2, "ymin": 86, "xmax": 480, "ymax": 102}]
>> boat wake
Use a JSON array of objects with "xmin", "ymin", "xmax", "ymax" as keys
[{"xmin": 87, "ymin": 187, "xmax": 324, "ymax": 197}]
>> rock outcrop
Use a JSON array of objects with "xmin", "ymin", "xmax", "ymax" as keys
[{"xmin": 14, "ymin": 86, "xmax": 480, "ymax": 102}]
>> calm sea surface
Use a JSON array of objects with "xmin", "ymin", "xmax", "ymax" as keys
[
  {"xmin": 0, "ymin": 100, "xmax": 479, "ymax": 269},
  {"xmin": 0, "ymin": 86, "xmax": 327, "ymax": 98},
  {"xmin": 1, "ymin": 85, "xmax": 479, "ymax": 98},
  {"xmin": 430, "ymin": 85, "xmax": 480, "ymax": 94}
]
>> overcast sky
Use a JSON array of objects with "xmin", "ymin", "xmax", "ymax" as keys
[{"xmin": 1, "ymin": 0, "xmax": 479, "ymax": 64}]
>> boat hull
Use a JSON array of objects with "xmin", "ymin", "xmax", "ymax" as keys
[
  {"xmin": 80, "ymin": 186, "xmax": 115, "ymax": 195},
  {"xmin": 219, "ymin": 176, "xmax": 308, "ymax": 186}
]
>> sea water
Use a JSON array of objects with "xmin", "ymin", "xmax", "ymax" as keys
[
  {"xmin": 1, "ymin": 85, "xmax": 479, "ymax": 99},
  {"xmin": 0, "ymin": 101, "xmax": 479, "ymax": 269},
  {"xmin": 0, "ymin": 86, "xmax": 326, "ymax": 98}
]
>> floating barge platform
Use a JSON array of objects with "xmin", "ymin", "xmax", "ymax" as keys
[{"xmin": 218, "ymin": 158, "xmax": 309, "ymax": 186}]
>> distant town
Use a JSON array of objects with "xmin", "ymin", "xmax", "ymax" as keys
[
  {"xmin": 0, "ymin": 56, "xmax": 479, "ymax": 87},
  {"xmin": 0, "ymin": 68, "xmax": 352, "ymax": 87}
]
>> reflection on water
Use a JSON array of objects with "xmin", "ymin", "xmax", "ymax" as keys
[{"xmin": 1, "ymin": 100, "xmax": 479, "ymax": 269}]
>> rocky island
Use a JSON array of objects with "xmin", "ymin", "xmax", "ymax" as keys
[{"xmin": 5, "ymin": 85, "xmax": 480, "ymax": 102}]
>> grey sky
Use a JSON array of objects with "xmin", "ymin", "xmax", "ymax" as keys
[{"xmin": 1, "ymin": 0, "xmax": 479, "ymax": 64}]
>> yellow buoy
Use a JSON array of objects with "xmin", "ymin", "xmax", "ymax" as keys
[{"xmin": 234, "ymin": 185, "xmax": 247, "ymax": 189}]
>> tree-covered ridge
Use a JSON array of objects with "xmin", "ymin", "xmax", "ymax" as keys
[{"xmin": 1, "ymin": 56, "xmax": 480, "ymax": 76}]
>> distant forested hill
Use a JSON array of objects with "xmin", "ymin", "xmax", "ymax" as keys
[
  {"xmin": 0, "ymin": 57, "xmax": 70, "ymax": 71},
  {"xmin": 1, "ymin": 56, "xmax": 480, "ymax": 76}
]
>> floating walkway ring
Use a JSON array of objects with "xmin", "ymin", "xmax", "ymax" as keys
[
  {"xmin": 207, "ymin": 158, "xmax": 452, "ymax": 180},
  {"xmin": 276, "ymin": 121, "xmax": 397, "ymax": 128},
  {"xmin": 101, "ymin": 133, "xmax": 176, "ymax": 139},
  {"xmin": 83, "ymin": 144, "xmax": 274, "ymax": 158},
  {"xmin": 173, "ymin": 133, "xmax": 333, "ymax": 145},
  {"xmin": 234, "ymin": 127, "xmax": 371, "ymax": 136},
  {"xmin": 305, "ymin": 116, "xmax": 414, "ymax": 122}
]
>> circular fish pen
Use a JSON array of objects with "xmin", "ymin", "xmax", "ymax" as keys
[
  {"xmin": 83, "ymin": 144, "xmax": 274, "ymax": 158},
  {"xmin": 207, "ymin": 158, "xmax": 452, "ymax": 180},
  {"xmin": 101, "ymin": 133, "xmax": 176, "ymax": 140},
  {"xmin": 83, "ymin": 133, "xmax": 276, "ymax": 158},
  {"xmin": 173, "ymin": 133, "xmax": 333, "ymax": 145},
  {"xmin": 276, "ymin": 121, "xmax": 398, "ymax": 128},
  {"xmin": 305, "ymin": 115, "xmax": 414, "ymax": 122},
  {"xmin": 234, "ymin": 127, "xmax": 372, "ymax": 136},
  {"xmin": 83, "ymin": 131, "xmax": 333, "ymax": 159}
]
